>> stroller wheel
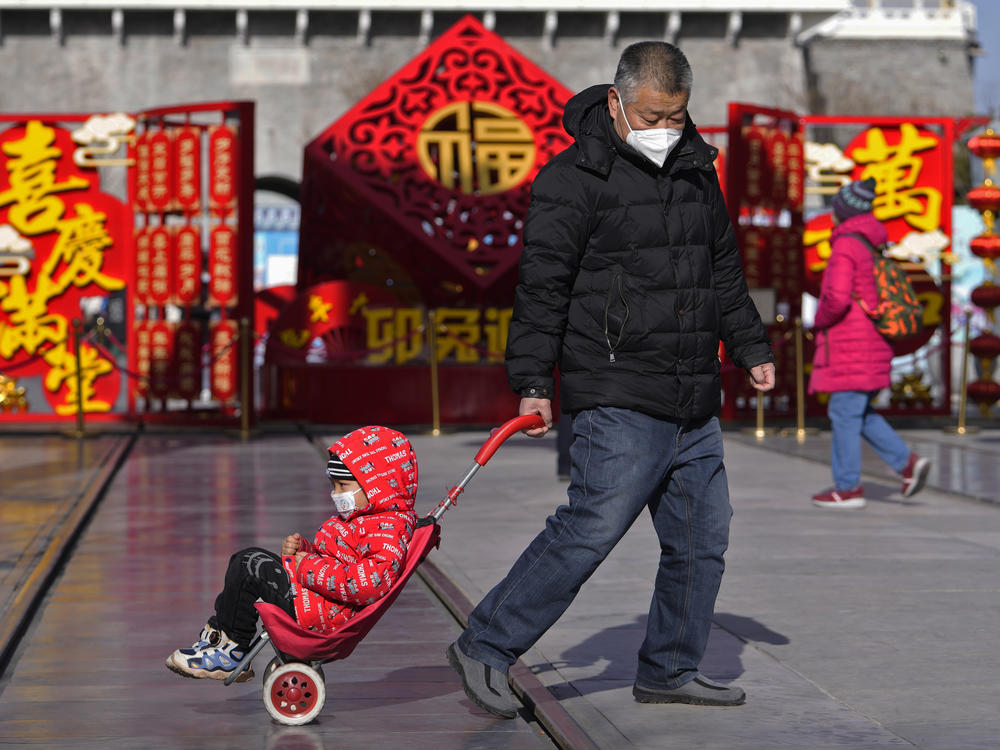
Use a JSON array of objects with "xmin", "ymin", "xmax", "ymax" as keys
[{"xmin": 263, "ymin": 662, "xmax": 327, "ymax": 725}]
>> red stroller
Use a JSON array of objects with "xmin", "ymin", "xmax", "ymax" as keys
[{"xmin": 223, "ymin": 414, "xmax": 545, "ymax": 725}]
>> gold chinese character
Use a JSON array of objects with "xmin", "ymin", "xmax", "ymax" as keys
[
  {"xmin": 0, "ymin": 121, "xmax": 89, "ymax": 236},
  {"xmin": 44, "ymin": 341, "xmax": 114, "ymax": 415},
  {"xmin": 417, "ymin": 101, "xmax": 536, "ymax": 195},
  {"xmin": 851, "ymin": 124, "xmax": 943, "ymax": 232},
  {"xmin": 435, "ymin": 308, "xmax": 481, "ymax": 363}
]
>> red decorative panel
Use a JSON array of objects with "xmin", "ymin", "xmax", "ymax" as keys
[
  {"xmin": 174, "ymin": 127, "xmax": 201, "ymax": 213},
  {"xmin": 208, "ymin": 125, "xmax": 238, "ymax": 213},
  {"xmin": 134, "ymin": 321, "xmax": 151, "ymax": 397},
  {"xmin": 148, "ymin": 321, "xmax": 174, "ymax": 399},
  {"xmin": 174, "ymin": 225, "xmax": 202, "ymax": 306},
  {"xmin": 147, "ymin": 130, "xmax": 174, "ymax": 213},
  {"xmin": 133, "ymin": 132, "xmax": 151, "ymax": 213},
  {"xmin": 134, "ymin": 226, "xmax": 151, "ymax": 306},
  {"xmin": 210, "ymin": 319, "xmax": 238, "ymax": 402},
  {"xmin": 209, "ymin": 224, "xmax": 237, "ymax": 307},
  {"xmin": 175, "ymin": 320, "xmax": 201, "ymax": 401},
  {"xmin": 299, "ymin": 15, "xmax": 573, "ymax": 305},
  {"xmin": 147, "ymin": 225, "xmax": 173, "ymax": 306}
]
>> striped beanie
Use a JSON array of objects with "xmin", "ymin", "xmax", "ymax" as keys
[
  {"xmin": 832, "ymin": 177, "xmax": 877, "ymax": 222},
  {"xmin": 326, "ymin": 452, "xmax": 356, "ymax": 480}
]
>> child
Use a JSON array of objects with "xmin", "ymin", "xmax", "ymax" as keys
[
  {"xmin": 166, "ymin": 425, "xmax": 418, "ymax": 681},
  {"xmin": 809, "ymin": 178, "xmax": 930, "ymax": 509}
]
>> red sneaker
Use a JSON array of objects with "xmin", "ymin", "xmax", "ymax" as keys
[
  {"xmin": 901, "ymin": 453, "xmax": 930, "ymax": 497},
  {"xmin": 811, "ymin": 487, "xmax": 866, "ymax": 509}
]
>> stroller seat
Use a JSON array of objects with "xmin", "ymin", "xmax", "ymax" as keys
[{"xmin": 255, "ymin": 521, "xmax": 441, "ymax": 663}]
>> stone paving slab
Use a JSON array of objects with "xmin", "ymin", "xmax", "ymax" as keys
[
  {"xmin": 0, "ymin": 434, "xmax": 131, "ymax": 670},
  {"xmin": 403, "ymin": 425, "xmax": 1000, "ymax": 750},
  {"xmin": 728, "ymin": 427, "xmax": 1000, "ymax": 503},
  {"xmin": 0, "ymin": 434, "xmax": 554, "ymax": 750}
]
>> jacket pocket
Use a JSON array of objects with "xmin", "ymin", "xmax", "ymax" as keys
[{"xmin": 604, "ymin": 271, "xmax": 630, "ymax": 363}]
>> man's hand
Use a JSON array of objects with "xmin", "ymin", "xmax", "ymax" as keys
[
  {"xmin": 281, "ymin": 533, "xmax": 302, "ymax": 556},
  {"xmin": 519, "ymin": 397, "xmax": 553, "ymax": 437},
  {"xmin": 749, "ymin": 362, "xmax": 776, "ymax": 392}
]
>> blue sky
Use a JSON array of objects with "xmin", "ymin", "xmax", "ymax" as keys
[{"xmin": 971, "ymin": 0, "xmax": 998, "ymax": 115}]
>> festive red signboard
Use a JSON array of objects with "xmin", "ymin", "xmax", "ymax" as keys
[
  {"xmin": 299, "ymin": 15, "xmax": 574, "ymax": 308},
  {"xmin": 803, "ymin": 122, "xmax": 950, "ymax": 356},
  {"xmin": 0, "ymin": 119, "xmax": 129, "ymax": 417}
]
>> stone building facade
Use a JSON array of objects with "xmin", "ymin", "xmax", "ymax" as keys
[{"xmin": 0, "ymin": 1, "xmax": 980, "ymax": 180}]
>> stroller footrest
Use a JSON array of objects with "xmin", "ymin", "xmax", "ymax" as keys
[{"xmin": 224, "ymin": 630, "xmax": 271, "ymax": 686}]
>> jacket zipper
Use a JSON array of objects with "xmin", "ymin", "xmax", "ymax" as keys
[{"xmin": 604, "ymin": 273, "xmax": 629, "ymax": 363}]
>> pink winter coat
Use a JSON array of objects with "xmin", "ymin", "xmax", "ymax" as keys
[{"xmin": 808, "ymin": 213, "xmax": 894, "ymax": 394}]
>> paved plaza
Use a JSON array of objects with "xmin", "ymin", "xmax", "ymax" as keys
[{"xmin": 0, "ymin": 421, "xmax": 998, "ymax": 749}]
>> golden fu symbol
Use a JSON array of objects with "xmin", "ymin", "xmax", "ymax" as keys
[{"xmin": 417, "ymin": 101, "xmax": 536, "ymax": 195}]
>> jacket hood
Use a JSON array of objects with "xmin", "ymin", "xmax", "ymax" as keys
[
  {"xmin": 328, "ymin": 426, "xmax": 418, "ymax": 518},
  {"xmin": 832, "ymin": 212, "xmax": 887, "ymax": 247},
  {"xmin": 561, "ymin": 83, "xmax": 717, "ymax": 177}
]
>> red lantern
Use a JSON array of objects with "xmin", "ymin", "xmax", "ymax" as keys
[
  {"xmin": 970, "ymin": 234, "xmax": 1000, "ymax": 260},
  {"xmin": 969, "ymin": 333, "xmax": 1000, "ymax": 361},
  {"xmin": 967, "ymin": 379, "xmax": 1000, "ymax": 407},
  {"xmin": 968, "ymin": 129, "xmax": 1000, "ymax": 162},
  {"xmin": 967, "ymin": 182, "xmax": 1000, "ymax": 214},
  {"xmin": 971, "ymin": 283, "xmax": 1000, "ymax": 312}
]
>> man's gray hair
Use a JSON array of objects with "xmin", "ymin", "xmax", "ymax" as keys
[{"xmin": 614, "ymin": 41, "xmax": 693, "ymax": 103}]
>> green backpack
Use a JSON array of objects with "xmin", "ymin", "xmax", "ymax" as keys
[{"xmin": 842, "ymin": 232, "xmax": 923, "ymax": 340}]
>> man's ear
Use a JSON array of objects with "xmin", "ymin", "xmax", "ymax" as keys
[{"xmin": 608, "ymin": 86, "xmax": 621, "ymax": 119}]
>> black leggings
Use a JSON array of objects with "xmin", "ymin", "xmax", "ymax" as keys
[{"xmin": 210, "ymin": 547, "xmax": 296, "ymax": 649}]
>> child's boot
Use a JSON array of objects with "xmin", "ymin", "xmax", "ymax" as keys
[{"xmin": 166, "ymin": 625, "xmax": 254, "ymax": 682}]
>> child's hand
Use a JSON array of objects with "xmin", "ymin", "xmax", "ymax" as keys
[
  {"xmin": 294, "ymin": 551, "xmax": 309, "ymax": 566},
  {"xmin": 282, "ymin": 533, "xmax": 302, "ymax": 556}
]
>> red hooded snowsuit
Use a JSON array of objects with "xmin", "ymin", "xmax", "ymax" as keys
[
  {"xmin": 284, "ymin": 426, "xmax": 418, "ymax": 634},
  {"xmin": 808, "ymin": 213, "xmax": 894, "ymax": 395}
]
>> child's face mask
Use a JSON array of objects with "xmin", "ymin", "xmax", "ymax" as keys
[{"xmin": 330, "ymin": 487, "xmax": 363, "ymax": 517}]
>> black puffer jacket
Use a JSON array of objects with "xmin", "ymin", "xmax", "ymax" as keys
[{"xmin": 506, "ymin": 84, "xmax": 772, "ymax": 421}]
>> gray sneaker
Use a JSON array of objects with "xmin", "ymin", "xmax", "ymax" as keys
[
  {"xmin": 633, "ymin": 675, "xmax": 746, "ymax": 706},
  {"xmin": 446, "ymin": 641, "xmax": 519, "ymax": 719}
]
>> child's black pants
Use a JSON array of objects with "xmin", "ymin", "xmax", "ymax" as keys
[{"xmin": 209, "ymin": 547, "xmax": 296, "ymax": 649}]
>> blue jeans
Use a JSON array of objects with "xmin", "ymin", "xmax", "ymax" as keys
[
  {"xmin": 828, "ymin": 391, "xmax": 910, "ymax": 490},
  {"xmin": 459, "ymin": 407, "xmax": 732, "ymax": 689}
]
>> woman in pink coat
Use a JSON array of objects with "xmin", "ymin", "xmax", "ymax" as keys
[{"xmin": 808, "ymin": 178, "xmax": 930, "ymax": 509}]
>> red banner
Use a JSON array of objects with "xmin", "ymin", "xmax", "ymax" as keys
[
  {"xmin": 175, "ymin": 320, "xmax": 201, "ymax": 401},
  {"xmin": 174, "ymin": 225, "xmax": 202, "ymax": 306},
  {"xmin": 209, "ymin": 224, "xmax": 237, "ymax": 307},
  {"xmin": 149, "ymin": 321, "xmax": 174, "ymax": 399},
  {"xmin": 210, "ymin": 319, "xmax": 238, "ymax": 402},
  {"xmin": 134, "ymin": 321, "xmax": 152, "ymax": 397},
  {"xmin": 174, "ymin": 127, "xmax": 201, "ymax": 213},
  {"xmin": 743, "ymin": 126, "xmax": 771, "ymax": 205},
  {"xmin": 208, "ymin": 125, "xmax": 237, "ymax": 213},
  {"xmin": 148, "ymin": 225, "xmax": 173, "ymax": 306},
  {"xmin": 739, "ymin": 227, "xmax": 768, "ymax": 288},
  {"xmin": 147, "ymin": 130, "xmax": 174, "ymax": 213},
  {"xmin": 133, "ymin": 132, "xmax": 151, "ymax": 213},
  {"xmin": 786, "ymin": 133, "xmax": 805, "ymax": 210},
  {"xmin": 134, "ymin": 226, "xmax": 151, "ymax": 306}
]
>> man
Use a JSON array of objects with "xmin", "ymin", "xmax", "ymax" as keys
[{"xmin": 446, "ymin": 41, "xmax": 775, "ymax": 717}]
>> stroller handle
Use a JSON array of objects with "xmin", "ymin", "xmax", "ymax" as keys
[
  {"xmin": 427, "ymin": 414, "xmax": 546, "ymax": 522},
  {"xmin": 474, "ymin": 414, "xmax": 546, "ymax": 466}
]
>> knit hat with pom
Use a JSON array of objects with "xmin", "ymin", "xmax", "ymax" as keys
[{"xmin": 831, "ymin": 177, "xmax": 877, "ymax": 222}]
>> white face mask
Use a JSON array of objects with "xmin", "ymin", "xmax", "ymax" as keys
[
  {"xmin": 621, "ymin": 108, "xmax": 683, "ymax": 168},
  {"xmin": 330, "ymin": 487, "xmax": 363, "ymax": 517}
]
